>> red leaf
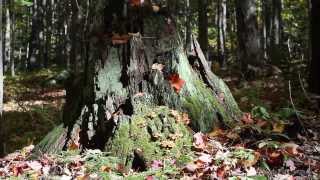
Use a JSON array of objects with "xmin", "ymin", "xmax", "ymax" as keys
[
  {"xmin": 167, "ymin": 73, "xmax": 185, "ymax": 93},
  {"xmin": 216, "ymin": 166, "xmax": 226, "ymax": 178}
]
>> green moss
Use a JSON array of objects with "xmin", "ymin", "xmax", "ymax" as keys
[
  {"xmin": 182, "ymin": 80, "xmax": 232, "ymax": 132},
  {"xmin": 108, "ymin": 106, "xmax": 192, "ymax": 169}
]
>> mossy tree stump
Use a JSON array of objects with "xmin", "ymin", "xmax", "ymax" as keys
[{"xmin": 36, "ymin": 0, "xmax": 242, "ymax": 169}]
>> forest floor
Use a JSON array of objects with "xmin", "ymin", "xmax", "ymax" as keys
[{"xmin": 1, "ymin": 67, "xmax": 319, "ymax": 179}]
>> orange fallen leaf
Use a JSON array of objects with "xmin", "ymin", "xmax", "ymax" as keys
[
  {"xmin": 167, "ymin": 73, "xmax": 185, "ymax": 93},
  {"xmin": 241, "ymin": 151, "xmax": 261, "ymax": 167},
  {"xmin": 68, "ymin": 141, "xmax": 79, "ymax": 150},
  {"xmin": 111, "ymin": 34, "xmax": 131, "ymax": 45},
  {"xmin": 282, "ymin": 143, "xmax": 300, "ymax": 156}
]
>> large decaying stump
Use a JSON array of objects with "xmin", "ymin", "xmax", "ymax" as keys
[{"xmin": 35, "ymin": 4, "xmax": 242, "ymax": 168}]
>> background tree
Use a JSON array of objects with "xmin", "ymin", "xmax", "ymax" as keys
[
  {"xmin": 235, "ymin": 0, "xmax": 263, "ymax": 76},
  {"xmin": 309, "ymin": 0, "xmax": 320, "ymax": 94},
  {"xmin": 0, "ymin": 0, "xmax": 4, "ymax": 157},
  {"xmin": 216, "ymin": 0, "xmax": 227, "ymax": 67},
  {"xmin": 198, "ymin": 0, "xmax": 209, "ymax": 57}
]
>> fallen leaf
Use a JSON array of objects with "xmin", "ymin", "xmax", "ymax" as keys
[
  {"xmin": 241, "ymin": 113, "xmax": 254, "ymax": 124},
  {"xmin": 272, "ymin": 122, "xmax": 285, "ymax": 133},
  {"xmin": 100, "ymin": 166, "xmax": 112, "ymax": 172},
  {"xmin": 198, "ymin": 153, "xmax": 212, "ymax": 164},
  {"xmin": 167, "ymin": 73, "xmax": 185, "ymax": 93},
  {"xmin": 241, "ymin": 151, "xmax": 260, "ymax": 167},
  {"xmin": 27, "ymin": 161, "xmax": 42, "ymax": 171},
  {"xmin": 282, "ymin": 143, "xmax": 300, "ymax": 156},
  {"xmin": 274, "ymin": 174, "xmax": 294, "ymax": 180},
  {"xmin": 216, "ymin": 165, "xmax": 227, "ymax": 178},
  {"xmin": 150, "ymin": 160, "xmax": 163, "ymax": 170},
  {"xmin": 266, "ymin": 150, "xmax": 283, "ymax": 166},
  {"xmin": 193, "ymin": 132, "xmax": 206, "ymax": 150},
  {"xmin": 146, "ymin": 175, "xmax": 155, "ymax": 180},
  {"xmin": 68, "ymin": 141, "xmax": 79, "ymax": 151},
  {"xmin": 183, "ymin": 163, "xmax": 197, "ymax": 173},
  {"xmin": 284, "ymin": 159, "xmax": 296, "ymax": 171},
  {"xmin": 246, "ymin": 166, "xmax": 257, "ymax": 176}
]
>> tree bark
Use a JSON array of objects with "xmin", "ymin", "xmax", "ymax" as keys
[
  {"xmin": 36, "ymin": 0, "xmax": 242, "ymax": 164},
  {"xmin": 309, "ymin": 0, "xmax": 320, "ymax": 94},
  {"xmin": 0, "ymin": 0, "xmax": 4, "ymax": 157},
  {"xmin": 198, "ymin": 0, "xmax": 209, "ymax": 57},
  {"xmin": 236, "ymin": 0, "xmax": 263, "ymax": 75},
  {"xmin": 4, "ymin": 1, "xmax": 11, "ymax": 74},
  {"xmin": 217, "ymin": 0, "xmax": 227, "ymax": 67},
  {"xmin": 262, "ymin": 0, "xmax": 283, "ymax": 64}
]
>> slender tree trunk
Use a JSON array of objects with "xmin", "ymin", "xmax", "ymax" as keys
[
  {"xmin": 70, "ymin": 0, "xmax": 80, "ymax": 72},
  {"xmin": 4, "ymin": 1, "xmax": 11, "ymax": 74},
  {"xmin": 236, "ymin": 0, "xmax": 263, "ymax": 76},
  {"xmin": 262, "ymin": 0, "xmax": 273, "ymax": 61},
  {"xmin": 270, "ymin": 0, "xmax": 282, "ymax": 64},
  {"xmin": 10, "ymin": 4, "xmax": 15, "ymax": 76},
  {"xmin": 28, "ymin": 0, "xmax": 45, "ymax": 70},
  {"xmin": 0, "ymin": 0, "xmax": 4, "ymax": 157},
  {"xmin": 309, "ymin": 0, "xmax": 320, "ymax": 94},
  {"xmin": 217, "ymin": 0, "xmax": 227, "ymax": 67},
  {"xmin": 198, "ymin": 0, "xmax": 209, "ymax": 57},
  {"xmin": 185, "ymin": 0, "xmax": 191, "ymax": 48}
]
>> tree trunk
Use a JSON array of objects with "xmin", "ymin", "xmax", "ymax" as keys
[
  {"xmin": 198, "ymin": 0, "xmax": 209, "ymax": 57},
  {"xmin": 185, "ymin": 0, "xmax": 191, "ymax": 48},
  {"xmin": 309, "ymin": 0, "xmax": 320, "ymax": 94},
  {"xmin": 236, "ymin": 0, "xmax": 263, "ymax": 75},
  {"xmin": 270, "ymin": 0, "xmax": 282, "ymax": 64},
  {"xmin": 0, "ymin": 0, "xmax": 4, "ymax": 157},
  {"xmin": 217, "ymin": 0, "xmax": 227, "ymax": 67},
  {"xmin": 4, "ymin": 1, "xmax": 11, "ymax": 74},
  {"xmin": 28, "ymin": 0, "xmax": 44, "ymax": 70},
  {"xmin": 262, "ymin": 0, "xmax": 283, "ymax": 64},
  {"xmin": 36, "ymin": 0, "xmax": 242, "ymax": 167}
]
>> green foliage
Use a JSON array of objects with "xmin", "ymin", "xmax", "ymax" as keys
[
  {"xmin": 251, "ymin": 106, "xmax": 271, "ymax": 120},
  {"xmin": 232, "ymin": 148, "xmax": 256, "ymax": 161}
]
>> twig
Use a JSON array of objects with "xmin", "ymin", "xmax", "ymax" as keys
[{"xmin": 288, "ymin": 80, "xmax": 307, "ymax": 134}]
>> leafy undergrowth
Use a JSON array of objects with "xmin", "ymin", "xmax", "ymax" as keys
[{"xmin": 3, "ymin": 68, "xmax": 67, "ymax": 154}]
